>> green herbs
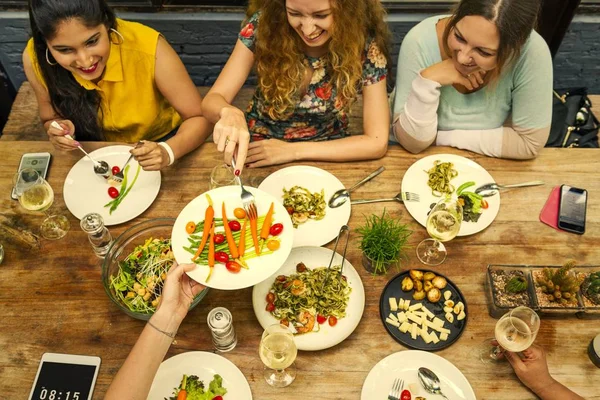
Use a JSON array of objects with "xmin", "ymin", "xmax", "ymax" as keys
[
  {"xmin": 167, "ymin": 374, "xmax": 227, "ymax": 400},
  {"xmin": 104, "ymin": 164, "xmax": 142, "ymax": 215},
  {"xmin": 356, "ymin": 209, "xmax": 412, "ymax": 275}
]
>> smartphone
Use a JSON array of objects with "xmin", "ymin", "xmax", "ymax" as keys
[
  {"xmin": 11, "ymin": 152, "xmax": 52, "ymax": 200},
  {"xmin": 28, "ymin": 353, "xmax": 101, "ymax": 400},
  {"xmin": 558, "ymin": 184, "xmax": 587, "ymax": 234}
]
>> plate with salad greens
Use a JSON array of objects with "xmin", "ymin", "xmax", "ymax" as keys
[
  {"xmin": 148, "ymin": 351, "xmax": 252, "ymax": 400},
  {"xmin": 258, "ymin": 166, "xmax": 351, "ymax": 247},
  {"xmin": 252, "ymin": 246, "xmax": 365, "ymax": 351},
  {"xmin": 63, "ymin": 145, "xmax": 161, "ymax": 226},
  {"xmin": 401, "ymin": 154, "xmax": 500, "ymax": 236}
]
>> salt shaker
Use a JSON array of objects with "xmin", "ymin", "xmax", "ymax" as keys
[
  {"xmin": 589, "ymin": 333, "xmax": 600, "ymax": 368},
  {"xmin": 207, "ymin": 307, "xmax": 237, "ymax": 352},
  {"xmin": 80, "ymin": 213, "xmax": 113, "ymax": 258}
]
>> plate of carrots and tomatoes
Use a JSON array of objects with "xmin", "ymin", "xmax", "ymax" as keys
[{"xmin": 171, "ymin": 186, "xmax": 294, "ymax": 290}]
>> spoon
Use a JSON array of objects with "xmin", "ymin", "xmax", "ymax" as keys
[
  {"xmin": 475, "ymin": 180, "xmax": 545, "ymax": 197},
  {"xmin": 50, "ymin": 121, "xmax": 110, "ymax": 177},
  {"xmin": 418, "ymin": 367, "xmax": 449, "ymax": 399},
  {"xmin": 328, "ymin": 166, "xmax": 385, "ymax": 208}
]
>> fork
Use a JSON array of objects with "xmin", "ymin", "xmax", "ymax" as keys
[
  {"xmin": 112, "ymin": 141, "xmax": 143, "ymax": 183},
  {"xmin": 388, "ymin": 378, "xmax": 404, "ymax": 400},
  {"xmin": 231, "ymin": 157, "xmax": 257, "ymax": 221},
  {"xmin": 351, "ymin": 192, "xmax": 420, "ymax": 205}
]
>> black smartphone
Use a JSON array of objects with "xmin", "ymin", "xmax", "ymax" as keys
[
  {"xmin": 11, "ymin": 152, "xmax": 52, "ymax": 200},
  {"xmin": 558, "ymin": 184, "xmax": 587, "ymax": 234}
]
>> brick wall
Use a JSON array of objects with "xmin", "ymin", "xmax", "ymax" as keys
[{"xmin": 0, "ymin": 11, "xmax": 599, "ymax": 93}]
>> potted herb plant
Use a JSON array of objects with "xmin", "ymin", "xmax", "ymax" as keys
[{"xmin": 356, "ymin": 209, "xmax": 412, "ymax": 275}]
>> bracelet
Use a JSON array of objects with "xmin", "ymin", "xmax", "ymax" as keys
[
  {"xmin": 158, "ymin": 142, "xmax": 175, "ymax": 166},
  {"xmin": 147, "ymin": 319, "xmax": 177, "ymax": 339}
]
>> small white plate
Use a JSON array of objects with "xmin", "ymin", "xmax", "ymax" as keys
[
  {"xmin": 361, "ymin": 350, "xmax": 476, "ymax": 400},
  {"xmin": 172, "ymin": 186, "xmax": 294, "ymax": 290},
  {"xmin": 401, "ymin": 154, "xmax": 500, "ymax": 236},
  {"xmin": 252, "ymin": 246, "xmax": 365, "ymax": 351},
  {"xmin": 258, "ymin": 166, "xmax": 351, "ymax": 247},
  {"xmin": 63, "ymin": 145, "xmax": 161, "ymax": 226},
  {"xmin": 148, "ymin": 351, "xmax": 252, "ymax": 400}
]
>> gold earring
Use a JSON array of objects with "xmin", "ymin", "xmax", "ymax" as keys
[
  {"xmin": 110, "ymin": 28, "xmax": 124, "ymax": 44},
  {"xmin": 45, "ymin": 48, "xmax": 57, "ymax": 66}
]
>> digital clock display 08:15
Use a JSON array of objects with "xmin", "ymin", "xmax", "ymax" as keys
[{"xmin": 31, "ymin": 362, "xmax": 97, "ymax": 400}]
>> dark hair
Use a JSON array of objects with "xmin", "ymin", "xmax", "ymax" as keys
[
  {"xmin": 28, "ymin": 0, "xmax": 117, "ymax": 141},
  {"xmin": 443, "ymin": 0, "xmax": 541, "ymax": 82}
]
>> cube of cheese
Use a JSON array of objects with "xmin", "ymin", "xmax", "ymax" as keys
[
  {"xmin": 432, "ymin": 317, "xmax": 445, "ymax": 328},
  {"xmin": 406, "ymin": 312, "xmax": 422, "ymax": 325},
  {"xmin": 397, "ymin": 311, "xmax": 407, "ymax": 323},
  {"xmin": 440, "ymin": 332, "xmax": 449, "ymax": 341},
  {"xmin": 398, "ymin": 298, "xmax": 405, "ymax": 310},
  {"xmin": 386, "ymin": 317, "xmax": 400, "ymax": 327},
  {"xmin": 404, "ymin": 299, "xmax": 411, "ymax": 311},
  {"xmin": 388, "ymin": 313, "xmax": 399, "ymax": 323},
  {"xmin": 399, "ymin": 321, "xmax": 411, "ymax": 333},
  {"xmin": 421, "ymin": 305, "xmax": 435, "ymax": 320},
  {"xmin": 410, "ymin": 323, "xmax": 418, "ymax": 340},
  {"xmin": 408, "ymin": 302, "xmax": 422, "ymax": 312},
  {"xmin": 389, "ymin": 297, "xmax": 398, "ymax": 312},
  {"xmin": 430, "ymin": 331, "xmax": 440, "ymax": 344}
]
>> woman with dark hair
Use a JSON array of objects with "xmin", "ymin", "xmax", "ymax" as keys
[
  {"xmin": 391, "ymin": 0, "xmax": 552, "ymax": 160},
  {"xmin": 202, "ymin": 0, "xmax": 391, "ymax": 171},
  {"xmin": 23, "ymin": 0, "xmax": 212, "ymax": 170}
]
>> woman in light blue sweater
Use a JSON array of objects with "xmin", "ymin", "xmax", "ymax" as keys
[{"xmin": 391, "ymin": 0, "xmax": 552, "ymax": 160}]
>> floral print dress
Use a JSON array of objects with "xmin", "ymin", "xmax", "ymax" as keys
[{"xmin": 239, "ymin": 13, "xmax": 388, "ymax": 142}]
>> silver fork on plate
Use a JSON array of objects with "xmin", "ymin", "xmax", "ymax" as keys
[
  {"xmin": 112, "ymin": 141, "xmax": 144, "ymax": 183},
  {"xmin": 388, "ymin": 378, "xmax": 404, "ymax": 400},
  {"xmin": 351, "ymin": 192, "xmax": 420, "ymax": 205},
  {"xmin": 231, "ymin": 157, "xmax": 257, "ymax": 221}
]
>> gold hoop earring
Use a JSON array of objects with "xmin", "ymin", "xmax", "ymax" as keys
[
  {"xmin": 110, "ymin": 28, "xmax": 124, "ymax": 44},
  {"xmin": 45, "ymin": 48, "xmax": 57, "ymax": 66}
]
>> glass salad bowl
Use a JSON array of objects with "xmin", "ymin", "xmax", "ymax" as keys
[{"xmin": 102, "ymin": 218, "xmax": 208, "ymax": 320}]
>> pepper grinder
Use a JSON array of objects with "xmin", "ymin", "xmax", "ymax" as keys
[{"xmin": 80, "ymin": 213, "xmax": 113, "ymax": 258}]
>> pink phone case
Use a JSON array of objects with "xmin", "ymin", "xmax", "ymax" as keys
[{"xmin": 539, "ymin": 186, "xmax": 561, "ymax": 230}]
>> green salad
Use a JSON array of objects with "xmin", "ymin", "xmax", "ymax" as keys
[
  {"xmin": 282, "ymin": 186, "xmax": 326, "ymax": 228},
  {"xmin": 457, "ymin": 181, "xmax": 486, "ymax": 223},
  {"xmin": 166, "ymin": 374, "xmax": 227, "ymax": 400},
  {"xmin": 110, "ymin": 237, "xmax": 173, "ymax": 314}
]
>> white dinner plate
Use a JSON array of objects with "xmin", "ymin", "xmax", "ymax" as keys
[
  {"xmin": 401, "ymin": 154, "xmax": 500, "ymax": 236},
  {"xmin": 63, "ymin": 145, "xmax": 161, "ymax": 226},
  {"xmin": 361, "ymin": 350, "xmax": 476, "ymax": 400},
  {"xmin": 252, "ymin": 246, "xmax": 365, "ymax": 351},
  {"xmin": 148, "ymin": 351, "xmax": 252, "ymax": 400},
  {"xmin": 258, "ymin": 166, "xmax": 351, "ymax": 247},
  {"xmin": 172, "ymin": 186, "xmax": 294, "ymax": 290}
]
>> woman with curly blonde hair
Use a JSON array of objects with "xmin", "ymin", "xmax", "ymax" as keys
[{"xmin": 203, "ymin": 0, "xmax": 391, "ymax": 171}]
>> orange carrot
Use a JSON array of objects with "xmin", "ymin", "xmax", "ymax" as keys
[
  {"xmin": 250, "ymin": 217, "xmax": 260, "ymax": 255},
  {"xmin": 206, "ymin": 222, "xmax": 215, "ymax": 281},
  {"xmin": 192, "ymin": 194, "xmax": 214, "ymax": 261},
  {"xmin": 259, "ymin": 202, "xmax": 275, "ymax": 252},
  {"xmin": 222, "ymin": 202, "xmax": 239, "ymax": 259},
  {"xmin": 177, "ymin": 375, "xmax": 187, "ymax": 400},
  {"xmin": 238, "ymin": 218, "xmax": 248, "ymax": 257}
]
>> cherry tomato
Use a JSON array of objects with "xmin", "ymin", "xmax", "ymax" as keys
[
  {"xmin": 213, "ymin": 396, "xmax": 223, "ymax": 400},
  {"xmin": 276, "ymin": 275, "xmax": 286, "ymax": 282},
  {"xmin": 233, "ymin": 208, "xmax": 246, "ymax": 219},
  {"xmin": 280, "ymin": 319, "xmax": 289, "ymax": 327},
  {"xmin": 400, "ymin": 390, "xmax": 411, "ymax": 400},
  {"xmin": 111, "ymin": 166, "xmax": 120, "ymax": 175},
  {"xmin": 285, "ymin": 206, "xmax": 294, "ymax": 215},
  {"xmin": 266, "ymin": 292, "xmax": 276, "ymax": 303},
  {"xmin": 265, "ymin": 302, "xmax": 275, "ymax": 312},
  {"xmin": 108, "ymin": 187, "xmax": 119, "ymax": 199},
  {"xmin": 185, "ymin": 221, "xmax": 196, "ymax": 234},
  {"xmin": 269, "ymin": 223, "xmax": 284, "ymax": 236},
  {"xmin": 296, "ymin": 262, "xmax": 307, "ymax": 273},
  {"xmin": 266, "ymin": 239, "xmax": 280, "ymax": 251},
  {"xmin": 213, "ymin": 233, "xmax": 225, "ymax": 244},
  {"xmin": 328, "ymin": 316, "xmax": 338, "ymax": 327},
  {"xmin": 225, "ymin": 260, "xmax": 241, "ymax": 273},
  {"xmin": 228, "ymin": 220, "xmax": 241, "ymax": 231},
  {"xmin": 317, "ymin": 314, "xmax": 327, "ymax": 325},
  {"xmin": 215, "ymin": 251, "xmax": 229, "ymax": 263},
  {"xmin": 481, "ymin": 199, "xmax": 489, "ymax": 209}
]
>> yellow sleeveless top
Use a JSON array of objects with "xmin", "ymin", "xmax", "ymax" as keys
[{"xmin": 26, "ymin": 19, "xmax": 182, "ymax": 142}]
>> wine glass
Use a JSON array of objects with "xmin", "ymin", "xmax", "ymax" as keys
[
  {"xmin": 259, "ymin": 323, "xmax": 297, "ymax": 387},
  {"xmin": 13, "ymin": 168, "xmax": 70, "ymax": 240},
  {"xmin": 416, "ymin": 196, "xmax": 463, "ymax": 265},
  {"xmin": 480, "ymin": 306, "xmax": 540, "ymax": 363},
  {"xmin": 210, "ymin": 163, "xmax": 237, "ymax": 189}
]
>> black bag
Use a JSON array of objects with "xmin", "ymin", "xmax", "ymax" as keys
[{"xmin": 546, "ymin": 88, "xmax": 599, "ymax": 148}]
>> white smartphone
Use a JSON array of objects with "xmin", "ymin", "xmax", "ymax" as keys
[
  {"xmin": 28, "ymin": 353, "xmax": 101, "ymax": 400},
  {"xmin": 12, "ymin": 152, "xmax": 52, "ymax": 200}
]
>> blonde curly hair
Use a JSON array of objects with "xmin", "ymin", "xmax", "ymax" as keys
[{"xmin": 246, "ymin": 0, "xmax": 391, "ymax": 120}]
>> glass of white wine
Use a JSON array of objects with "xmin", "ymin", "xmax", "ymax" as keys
[
  {"xmin": 13, "ymin": 168, "xmax": 70, "ymax": 240},
  {"xmin": 416, "ymin": 196, "xmax": 463, "ymax": 266},
  {"xmin": 480, "ymin": 306, "xmax": 540, "ymax": 363},
  {"xmin": 259, "ymin": 323, "xmax": 298, "ymax": 387}
]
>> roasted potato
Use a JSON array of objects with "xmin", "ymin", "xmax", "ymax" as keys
[
  {"xmin": 409, "ymin": 269, "xmax": 424, "ymax": 281},
  {"xmin": 427, "ymin": 288, "xmax": 442, "ymax": 302},
  {"xmin": 401, "ymin": 276, "xmax": 414, "ymax": 291},
  {"xmin": 432, "ymin": 276, "xmax": 447, "ymax": 289},
  {"xmin": 424, "ymin": 280, "xmax": 434, "ymax": 293},
  {"xmin": 423, "ymin": 272, "xmax": 436, "ymax": 281},
  {"xmin": 413, "ymin": 290, "xmax": 426, "ymax": 300},
  {"xmin": 413, "ymin": 279, "xmax": 423, "ymax": 292}
]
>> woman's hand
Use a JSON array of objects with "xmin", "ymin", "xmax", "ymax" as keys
[
  {"xmin": 47, "ymin": 119, "xmax": 79, "ymax": 151},
  {"xmin": 156, "ymin": 262, "xmax": 205, "ymax": 324},
  {"xmin": 421, "ymin": 59, "xmax": 486, "ymax": 91},
  {"xmin": 213, "ymin": 106, "xmax": 250, "ymax": 172},
  {"xmin": 503, "ymin": 344, "xmax": 556, "ymax": 395},
  {"xmin": 130, "ymin": 141, "xmax": 169, "ymax": 171},
  {"xmin": 246, "ymin": 139, "xmax": 295, "ymax": 168}
]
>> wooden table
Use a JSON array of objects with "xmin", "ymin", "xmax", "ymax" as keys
[{"xmin": 1, "ymin": 142, "xmax": 598, "ymax": 400}]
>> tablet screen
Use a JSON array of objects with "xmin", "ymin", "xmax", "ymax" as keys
[{"xmin": 30, "ymin": 361, "xmax": 97, "ymax": 400}]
